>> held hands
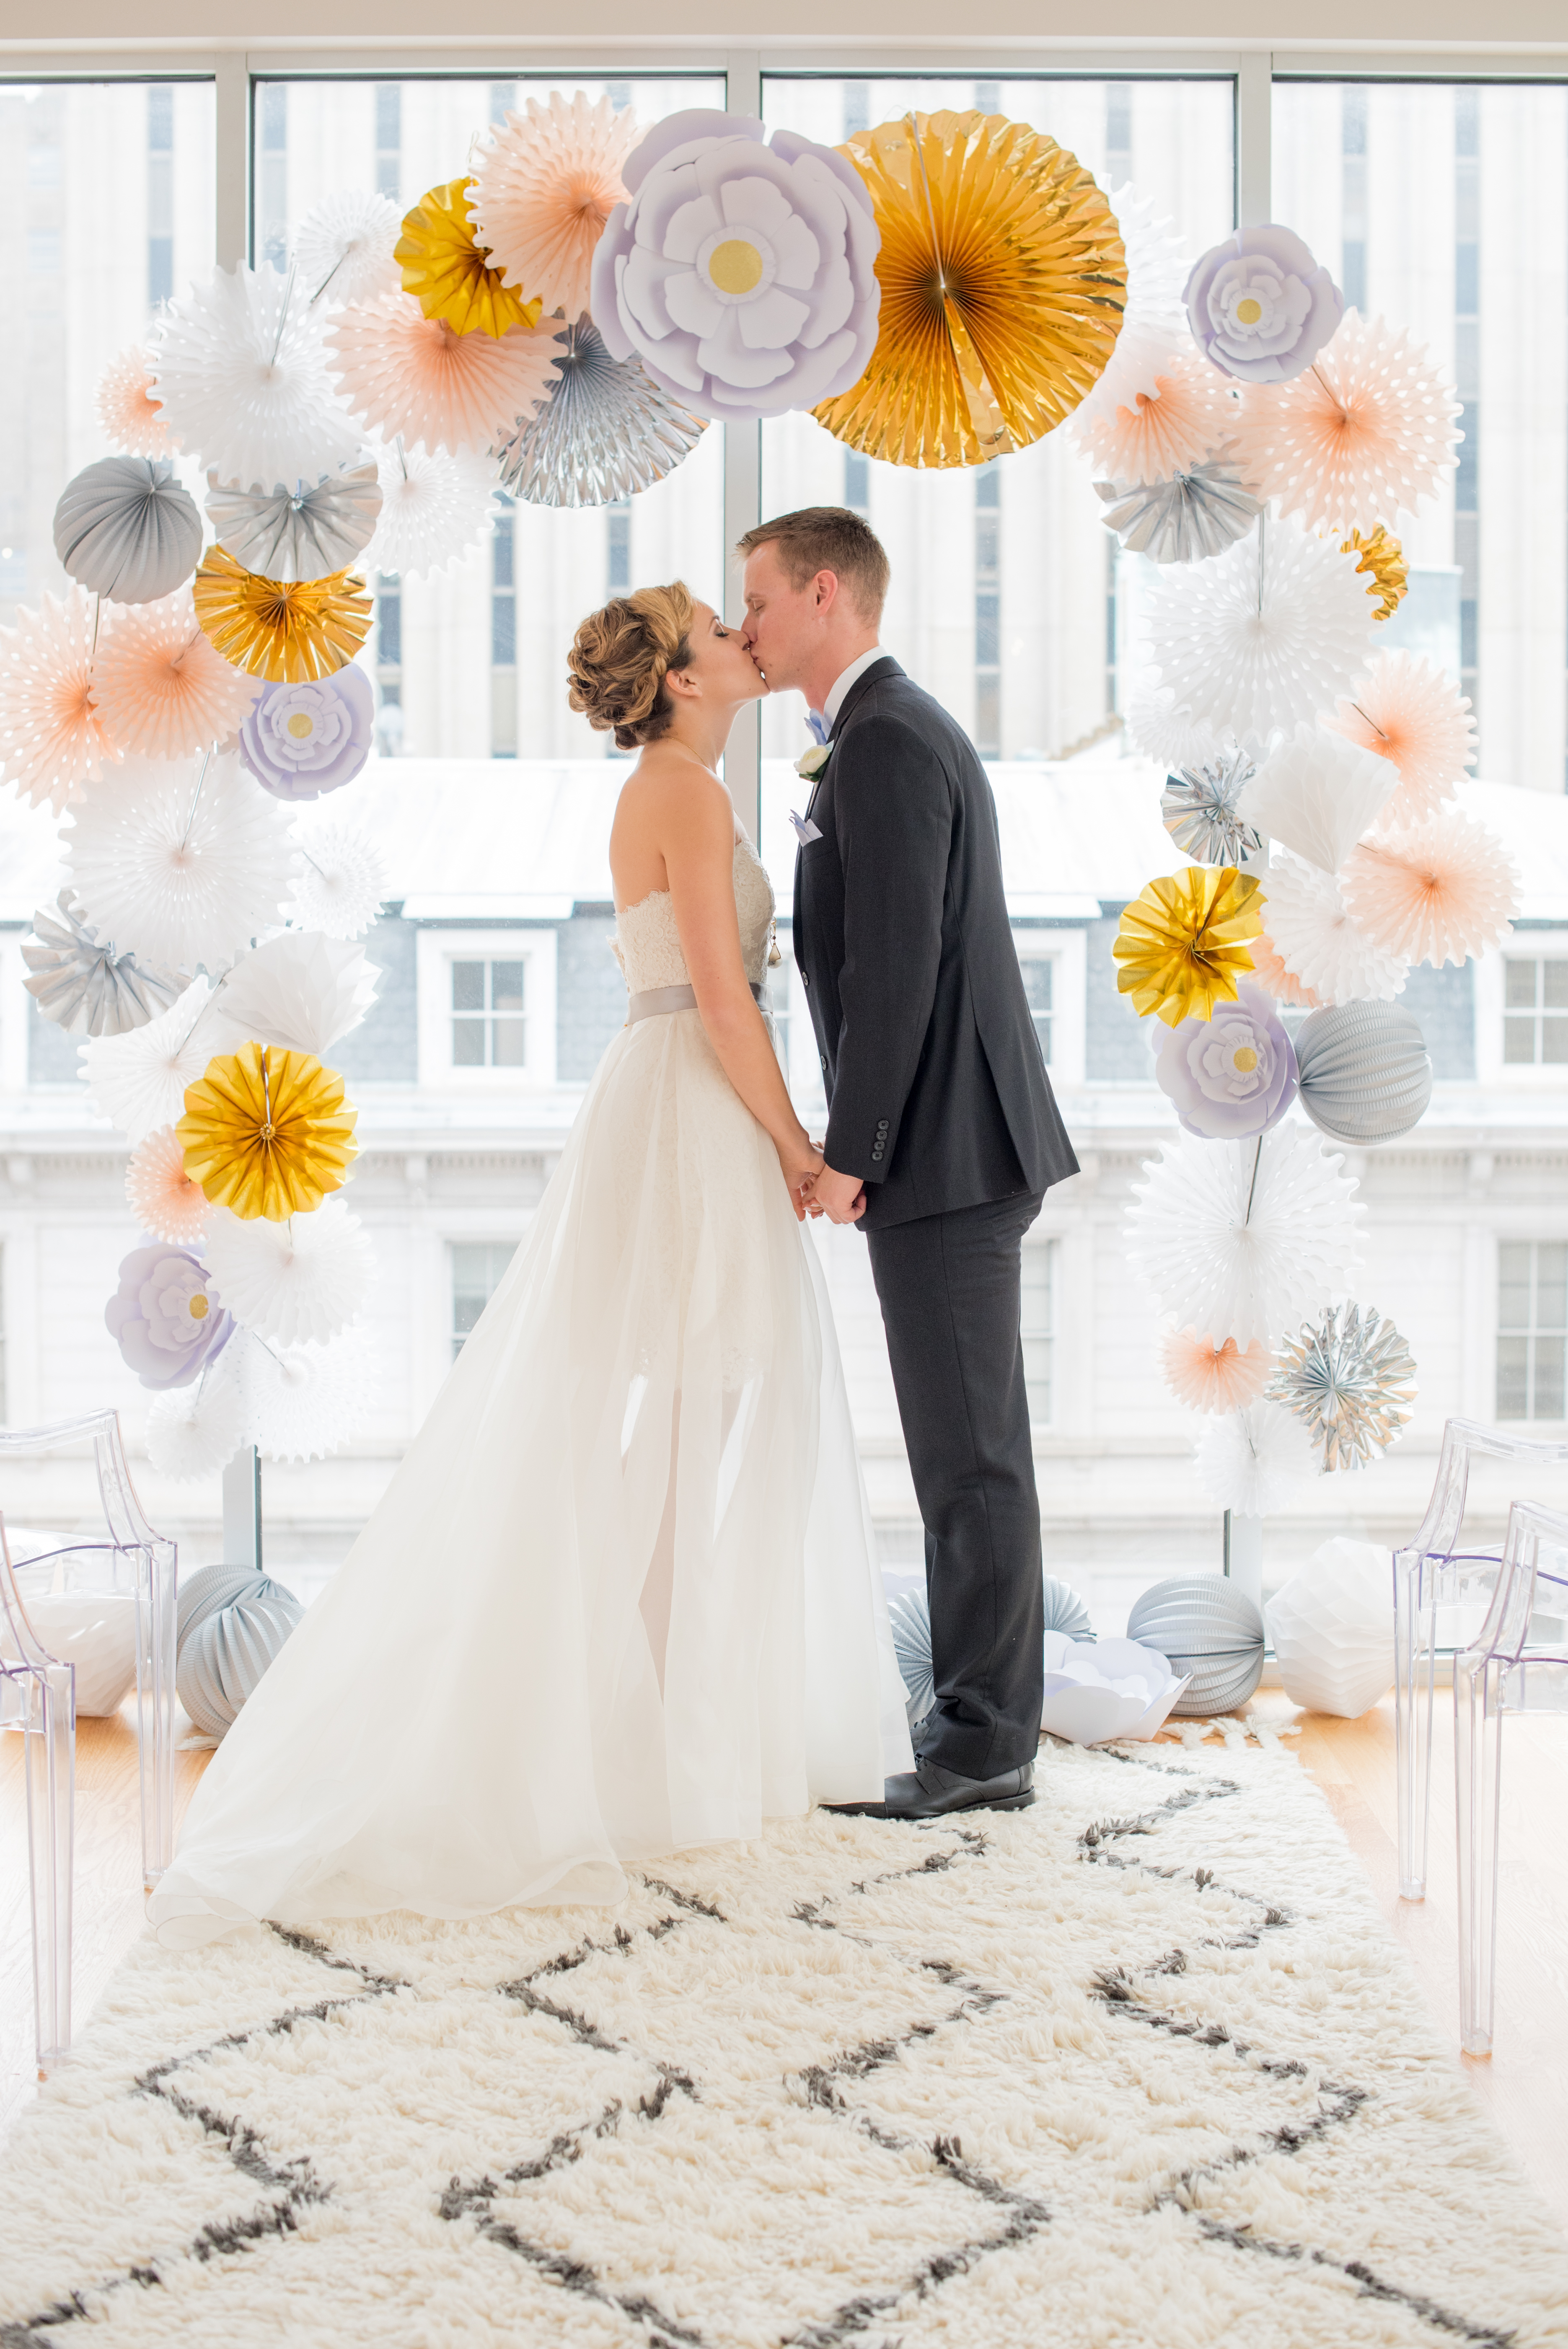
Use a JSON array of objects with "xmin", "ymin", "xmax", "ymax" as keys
[
  {"xmin": 779, "ymin": 1134, "xmax": 825, "ymax": 1224},
  {"xmin": 800, "ymin": 1153, "xmax": 867, "ymax": 1226}
]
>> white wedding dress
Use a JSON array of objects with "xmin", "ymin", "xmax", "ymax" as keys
[{"xmin": 148, "ymin": 830, "xmax": 911, "ymax": 1949}]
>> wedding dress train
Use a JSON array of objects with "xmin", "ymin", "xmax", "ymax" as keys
[{"xmin": 148, "ymin": 832, "xmax": 911, "ymax": 1948}]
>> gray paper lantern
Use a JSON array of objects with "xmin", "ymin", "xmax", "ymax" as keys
[
  {"xmin": 53, "ymin": 455, "xmax": 203, "ymax": 605},
  {"xmin": 1294, "ymin": 1001, "xmax": 1432, "ymax": 1148},
  {"xmin": 1127, "ymin": 1575, "xmax": 1265, "ymax": 1716},
  {"xmin": 175, "ymin": 1561, "xmax": 302, "ymax": 1740},
  {"xmin": 888, "ymin": 1574, "xmax": 1095, "ymax": 1734}
]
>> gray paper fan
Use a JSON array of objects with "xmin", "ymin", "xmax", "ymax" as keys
[
  {"xmin": 1127, "ymin": 1577, "xmax": 1265, "ymax": 1717},
  {"xmin": 1097, "ymin": 448, "xmax": 1261, "ymax": 566},
  {"xmin": 495, "ymin": 314, "xmax": 707, "ymax": 510},
  {"xmin": 1294, "ymin": 1000, "xmax": 1432, "ymax": 1146},
  {"xmin": 1162, "ymin": 748, "xmax": 1263, "ymax": 867},
  {"xmin": 52, "ymin": 455, "xmax": 203, "ymax": 605},
  {"xmin": 204, "ymin": 463, "xmax": 383, "ymax": 583},
  {"xmin": 21, "ymin": 889, "xmax": 186, "ymax": 1037},
  {"xmin": 889, "ymin": 1574, "xmax": 1096, "ymax": 1736},
  {"xmin": 175, "ymin": 1560, "xmax": 303, "ymax": 1740}
]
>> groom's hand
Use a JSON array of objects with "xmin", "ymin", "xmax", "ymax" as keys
[{"xmin": 810, "ymin": 1163, "xmax": 867, "ymax": 1225}]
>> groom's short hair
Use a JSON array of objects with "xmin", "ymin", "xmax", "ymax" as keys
[{"xmin": 737, "ymin": 507, "xmax": 890, "ymax": 623}]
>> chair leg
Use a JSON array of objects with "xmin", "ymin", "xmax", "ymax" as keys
[
  {"xmin": 1454, "ymin": 1650, "xmax": 1505, "ymax": 2057},
  {"xmin": 23, "ymin": 1662, "xmax": 75, "ymax": 2073},
  {"xmin": 132, "ymin": 1539, "xmax": 179, "ymax": 1886},
  {"xmin": 1394, "ymin": 1546, "xmax": 1436, "ymax": 1900}
]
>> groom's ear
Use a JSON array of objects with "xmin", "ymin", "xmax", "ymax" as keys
[{"xmin": 812, "ymin": 568, "xmax": 841, "ymax": 614}]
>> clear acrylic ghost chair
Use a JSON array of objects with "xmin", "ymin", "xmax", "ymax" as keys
[
  {"xmin": 0, "ymin": 1411, "xmax": 178, "ymax": 1887},
  {"xmin": 0, "ymin": 1511, "xmax": 75, "ymax": 2071},
  {"xmin": 1453, "ymin": 1498, "xmax": 1568, "ymax": 2055},
  {"xmin": 1393, "ymin": 1418, "xmax": 1568, "ymax": 1903}
]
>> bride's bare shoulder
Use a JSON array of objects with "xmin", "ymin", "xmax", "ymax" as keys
[{"xmin": 615, "ymin": 748, "xmax": 734, "ymax": 838}]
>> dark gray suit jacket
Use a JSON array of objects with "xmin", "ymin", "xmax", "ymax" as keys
[{"xmin": 791, "ymin": 656, "xmax": 1079, "ymax": 1230}]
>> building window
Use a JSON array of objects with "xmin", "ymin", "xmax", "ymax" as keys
[
  {"xmin": 974, "ymin": 465, "xmax": 1000, "ymax": 757},
  {"xmin": 452, "ymin": 959, "xmax": 526, "ymax": 1068},
  {"xmin": 843, "ymin": 450, "xmax": 869, "ymax": 515},
  {"xmin": 257, "ymin": 83, "xmax": 288, "ymax": 270},
  {"xmin": 492, "ymin": 494, "xmax": 515, "ymax": 664},
  {"xmin": 1105, "ymin": 80, "xmax": 1132, "ymax": 183},
  {"xmin": 1454, "ymin": 86, "xmax": 1479, "ymax": 731},
  {"xmin": 1340, "ymin": 85, "xmax": 1367, "ymax": 312},
  {"xmin": 1018, "ymin": 955, "xmax": 1052, "ymax": 1066},
  {"xmin": 1503, "ymin": 958, "xmax": 1568, "ymax": 1065},
  {"xmin": 1022, "ymin": 1238, "xmax": 1056, "ymax": 1426},
  {"xmin": 842, "ymin": 81, "xmax": 870, "ymax": 137},
  {"xmin": 147, "ymin": 85, "xmax": 173, "ymax": 309},
  {"xmin": 374, "ymin": 82, "xmax": 401, "ymax": 201},
  {"xmin": 375, "ymin": 574, "xmax": 403, "ymax": 754},
  {"xmin": 451, "ymin": 1241, "xmax": 517, "ymax": 1359},
  {"xmin": 1498, "ymin": 1242, "xmax": 1568, "ymax": 1420},
  {"xmin": 607, "ymin": 499, "xmax": 631, "ymax": 591}
]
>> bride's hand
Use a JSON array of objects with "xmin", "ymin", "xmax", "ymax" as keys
[{"xmin": 779, "ymin": 1135, "xmax": 824, "ymax": 1224}]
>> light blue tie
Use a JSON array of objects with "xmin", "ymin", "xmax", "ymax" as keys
[{"xmin": 805, "ymin": 709, "xmax": 830, "ymax": 747}]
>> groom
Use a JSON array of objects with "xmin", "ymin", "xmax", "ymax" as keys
[{"xmin": 740, "ymin": 507, "xmax": 1079, "ymax": 1821}]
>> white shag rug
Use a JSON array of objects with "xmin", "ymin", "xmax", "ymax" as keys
[{"xmin": 2, "ymin": 1734, "xmax": 1565, "ymax": 2348}]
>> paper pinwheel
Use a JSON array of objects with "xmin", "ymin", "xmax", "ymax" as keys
[
  {"xmin": 178, "ymin": 1040, "xmax": 358, "ymax": 1222},
  {"xmin": 204, "ymin": 464, "xmax": 383, "ymax": 584}
]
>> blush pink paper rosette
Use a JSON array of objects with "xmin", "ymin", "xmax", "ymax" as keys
[
  {"xmin": 1322, "ymin": 649, "xmax": 1477, "ymax": 827},
  {"xmin": 1339, "ymin": 811, "xmax": 1521, "ymax": 970}
]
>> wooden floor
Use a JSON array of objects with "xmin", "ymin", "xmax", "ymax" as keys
[{"xmin": 2, "ymin": 1693, "xmax": 1565, "ymax": 2230}]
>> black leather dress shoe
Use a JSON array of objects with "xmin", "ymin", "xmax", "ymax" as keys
[{"xmin": 825, "ymin": 1755, "xmax": 1036, "ymax": 1821}]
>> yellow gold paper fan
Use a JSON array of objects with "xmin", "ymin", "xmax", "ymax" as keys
[
  {"xmin": 814, "ymin": 111, "xmax": 1127, "ymax": 468},
  {"xmin": 1340, "ymin": 525, "xmax": 1408, "ymax": 623},
  {"xmin": 178, "ymin": 1041, "xmax": 358, "ymax": 1222},
  {"xmin": 396, "ymin": 178, "xmax": 543, "ymax": 340},
  {"xmin": 1113, "ymin": 866, "xmax": 1265, "ymax": 1027},
  {"xmin": 192, "ymin": 547, "xmax": 373, "ymax": 683}
]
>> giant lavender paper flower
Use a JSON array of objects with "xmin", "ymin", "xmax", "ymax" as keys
[
  {"xmin": 104, "ymin": 1244, "xmax": 234, "ymax": 1390},
  {"xmin": 1155, "ymin": 979, "xmax": 1298, "ymax": 1140},
  {"xmin": 590, "ymin": 108, "xmax": 880, "ymax": 425},
  {"xmin": 1183, "ymin": 224, "xmax": 1343, "ymax": 385},
  {"xmin": 238, "ymin": 666, "xmax": 375, "ymax": 801}
]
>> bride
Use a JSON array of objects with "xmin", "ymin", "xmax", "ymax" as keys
[{"xmin": 147, "ymin": 583, "xmax": 911, "ymax": 1949}]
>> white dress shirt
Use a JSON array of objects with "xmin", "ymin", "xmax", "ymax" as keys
[{"xmin": 811, "ymin": 645, "xmax": 889, "ymax": 737}]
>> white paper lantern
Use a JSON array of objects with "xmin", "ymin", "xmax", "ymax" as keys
[{"xmin": 1265, "ymin": 1537, "xmax": 1395, "ymax": 1717}]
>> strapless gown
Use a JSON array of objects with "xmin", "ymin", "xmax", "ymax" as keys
[{"xmin": 147, "ymin": 832, "xmax": 911, "ymax": 1947}]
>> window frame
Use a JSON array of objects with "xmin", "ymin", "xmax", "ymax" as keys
[
  {"xmin": 1476, "ymin": 929, "xmax": 1568, "ymax": 1085},
  {"xmin": 1012, "ymin": 928, "xmax": 1087, "ymax": 1090},
  {"xmin": 415, "ymin": 926, "xmax": 558, "ymax": 1091}
]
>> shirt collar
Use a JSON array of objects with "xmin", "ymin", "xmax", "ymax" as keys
[{"xmin": 822, "ymin": 645, "xmax": 888, "ymax": 728}]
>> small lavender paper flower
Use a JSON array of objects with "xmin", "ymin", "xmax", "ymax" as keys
[
  {"xmin": 1183, "ymin": 224, "xmax": 1343, "ymax": 385},
  {"xmin": 1155, "ymin": 979, "xmax": 1298, "ymax": 1140},
  {"xmin": 105, "ymin": 1243, "xmax": 234, "ymax": 1389},
  {"xmin": 238, "ymin": 666, "xmax": 375, "ymax": 801}
]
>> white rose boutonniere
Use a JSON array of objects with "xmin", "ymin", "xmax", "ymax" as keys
[{"xmin": 795, "ymin": 743, "xmax": 831, "ymax": 781}]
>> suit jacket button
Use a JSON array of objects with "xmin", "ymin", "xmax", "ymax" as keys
[{"xmin": 871, "ymin": 1148, "xmax": 884, "ymax": 1162}]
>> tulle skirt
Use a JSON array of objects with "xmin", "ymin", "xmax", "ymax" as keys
[{"xmin": 148, "ymin": 1006, "xmax": 912, "ymax": 1948}]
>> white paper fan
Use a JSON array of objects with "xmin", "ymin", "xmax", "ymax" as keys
[
  {"xmin": 1069, "ymin": 184, "xmax": 1194, "ymax": 438},
  {"xmin": 234, "ymin": 1324, "xmax": 376, "ymax": 1462},
  {"xmin": 79, "ymin": 977, "xmax": 251, "ymax": 1143},
  {"xmin": 1127, "ymin": 1125, "xmax": 1366, "ymax": 1350},
  {"xmin": 1260, "ymin": 849, "xmax": 1411, "ymax": 1004},
  {"xmin": 295, "ymin": 189, "xmax": 403, "ymax": 309},
  {"xmin": 359, "ymin": 439, "xmax": 500, "ymax": 579},
  {"xmin": 150, "ymin": 261, "xmax": 362, "ymax": 489},
  {"xmin": 1238, "ymin": 721, "xmax": 1398, "ymax": 874},
  {"xmin": 1194, "ymin": 1400, "xmax": 1319, "ymax": 1517},
  {"xmin": 288, "ymin": 820, "xmax": 388, "ymax": 939},
  {"xmin": 145, "ymin": 1356, "xmax": 246, "ymax": 1482},
  {"xmin": 1139, "ymin": 510, "xmax": 1376, "ymax": 744},
  {"xmin": 204, "ymin": 1195, "xmax": 374, "ymax": 1347},
  {"xmin": 1123, "ymin": 685, "xmax": 1234, "ymax": 772},
  {"xmin": 218, "ymin": 930, "xmax": 378, "ymax": 1056},
  {"xmin": 66, "ymin": 751, "xmax": 297, "ymax": 973}
]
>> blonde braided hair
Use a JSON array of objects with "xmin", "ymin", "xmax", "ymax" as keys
[{"xmin": 567, "ymin": 581, "xmax": 696, "ymax": 751}]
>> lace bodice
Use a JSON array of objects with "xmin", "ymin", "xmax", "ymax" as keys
[{"xmin": 613, "ymin": 833, "xmax": 775, "ymax": 995}]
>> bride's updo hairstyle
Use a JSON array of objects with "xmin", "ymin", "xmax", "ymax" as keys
[{"xmin": 567, "ymin": 581, "xmax": 696, "ymax": 750}]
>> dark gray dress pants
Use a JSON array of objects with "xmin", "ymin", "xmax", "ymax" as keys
[{"xmin": 864, "ymin": 1191, "xmax": 1045, "ymax": 1780}]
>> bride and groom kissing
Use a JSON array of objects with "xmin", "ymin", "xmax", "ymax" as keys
[{"xmin": 147, "ymin": 505, "xmax": 1080, "ymax": 1952}]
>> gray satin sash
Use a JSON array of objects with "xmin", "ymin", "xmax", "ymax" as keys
[{"xmin": 626, "ymin": 979, "xmax": 766, "ymax": 1024}]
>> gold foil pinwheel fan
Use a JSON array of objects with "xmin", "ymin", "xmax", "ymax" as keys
[
  {"xmin": 1113, "ymin": 866, "xmax": 1266, "ymax": 1027},
  {"xmin": 178, "ymin": 1040, "xmax": 359, "ymax": 1221},
  {"xmin": 396, "ymin": 179, "xmax": 543, "ymax": 340},
  {"xmin": 192, "ymin": 547, "xmax": 373, "ymax": 683},
  {"xmin": 815, "ymin": 110, "xmax": 1128, "ymax": 469}
]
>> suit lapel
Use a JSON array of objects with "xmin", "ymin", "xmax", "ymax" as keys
[{"xmin": 802, "ymin": 656, "xmax": 905, "ymax": 825}]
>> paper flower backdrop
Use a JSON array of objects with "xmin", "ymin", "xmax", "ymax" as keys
[
  {"xmin": 104, "ymin": 1243, "xmax": 233, "ymax": 1390},
  {"xmin": 1237, "ymin": 722, "xmax": 1397, "ymax": 874},
  {"xmin": 1244, "ymin": 926, "xmax": 1324, "ymax": 1010},
  {"xmin": 79, "ymin": 977, "xmax": 249, "ymax": 1143},
  {"xmin": 53, "ymin": 457, "xmax": 203, "ymax": 606},
  {"xmin": 1343, "ymin": 526, "xmax": 1408, "ymax": 623},
  {"xmin": 1322, "ymin": 649, "xmax": 1477, "ymax": 825},
  {"xmin": 1160, "ymin": 1326, "xmax": 1274, "ymax": 1415},
  {"xmin": 202, "ymin": 1194, "xmax": 374, "ymax": 1348},
  {"xmin": 204, "ymin": 464, "xmax": 383, "ymax": 584},
  {"xmin": 1154, "ymin": 980, "xmax": 1297, "ymax": 1138},
  {"xmin": 0, "ymin": 587, "xmax": 120, "ymax": 813},
  {"xmin": 145, "ymin": 1358, "xmax": 245, "ymax": 1482},
  {"xmin": 594, "ymin": 108, "xmax": 881, "ymax": 429},
  {"xmin": 22, "ymin": 890, "xmax": 184, "ymax": 1037},
  {"xmin": 294, "ymin": 189, "xmax": 403, "ymax": 308},
  {"xmin": 1269, "ymin": 1301, "xmax": 1417, "ymax": 1471},
  {"xmin": 125, "ymin": 1123, "xmax": 212, "ymax": 1243},
  {"xmin": 90, "ymin": 587, "xmax": 264, "ymax": 760},
  {"xmin": 96, "ymin": 345, "xmax": 177, "ymax": 459},
  {"xmin": 193, "ymin": 548, "xmax": 373, "ymax": 682},
  {"xmin": 1183, "ymin": 222, "xmax": 1343, "ymax": 384},
  {"xmin": 1067, "ymin": 184, "xmax": 1192, "ymax": 442},
  {"xmin": 812, "ymin": 109, "xmax": 1122, "ymax": 465},
  {"xmin": 1340, "ymin": 811, "xmax": 1520, "ymax": 969},
  {"xmin": 1096, "ymin": 450, "xmax": 1260, "ymax": 566},
  {"xmin": 1138, "ymin": 511, "xmax": 1375, "ymax": 744},
  {"xmin": 66, "ymin": 751, "xmax": 296, "ymax": 972},
  {"xmin": 1232, "ymin": 310, "xmax": 1462, "ymax": 534},
  {"xmin": 495, "ymin": 315, "xmax": 707, "ymax": 507},
  {"xmin": 1194, "ymin": 1398, "xmax": 1319, "ymax": 1517},
  {"xmin": 179, "ymin": 1040, "xmax": 358, "ymax": 1222},
  {"xmin": 359, "ymin": 439, "xmax": 499, "ymax": 575},
  {"xmin": 219, "ymin": 931, "xmax": 378, "ymax": 1057},
  {"xmin": 1161, "ymin": 749, "xmax": 1261, "ymax": 867},
  {"xmin": 150, "ymin": 261, "xmax": 362, "ymax": 488},
  {"xmin": 1127, "ymin": 1124, "xmax": 1365, "ymax": 1349},
  {"xmin": 471, "ymin": 90, "xmax": 642, "ymax": 322},
  {"xmin": 1123, "ymin": 685, "xmax": 1224, "ymax": 773},
  {"xmin": 1294, "ymin": 1000, "xmax": 1433, "ymax": 1147},
  {"xmin": 239, "ymin": 667, "xmax": 375, "ymax": 799},
  {"xmin": 1255, "ymin": 851, "xmax": 1410, "ymax": 1006},
  {"xmin": 235, "ymin": 1325, "xmax": 375, "ymax": 1463},
  {"xmin": 1076, "ymin": 345, "xmax": 1231, "ymax": 483},
  {"xmin": 287, "ymin": 820, "xmax": 388, "ymax": 939},
  {"xmin": 396, "ymin": 178, "xmax": 541, "ymax": 339},
  {"xmin": 1113, "ymin": 864, "xmax": 1264, "ymax": 1026},
  {"xmin": 326, "ymin": 293, "xmax": 559, "ymax": 455}
]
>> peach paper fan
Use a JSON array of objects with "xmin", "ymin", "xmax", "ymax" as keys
[
  {"xmin": 470, "ymin": 91, "xmax": 642, "ymax": 323},
  {"xmin": 1161, "ymin": 1326, "xmax": 1275, "ymax": 1415},
  {"xmin": 1259, "ymin": 849, "xmax": 1409, "ymax": 1005},
  {"xmin": 1068, "ymin": 183, "xmax": 1192, "ymax": 437},
  {"xmin": 1321, "ymin": 649, "xmax": 1476, "ymax": 825},
  {"xmin": 326, "ymin": 293, "xmax": 560, "ymax": 455},
  {"xmin": 1339, "ymin": 810, "xmax": 1519, "ymax": 969},
  {"xmin": 1245, "ymin": 925, "xmax": 1324, "ymax": 1010},
  {"xmin": 96, "ymin": 346, "xmax": 178, "ymax": 458},
  {"xmin": 91, "ymin": 587, "xmax": 262, "ymax": 759},
  {"xmin": 0, "ymin": 587, "xmax": 121, "ymax": 813},
  {"xmin": 125, "ymin": 1124, "xmax": 212, "ymax": 1243},
  {"xmin": 1076, "ymin": 342, "xmax": 1233, "ymax": 483}
]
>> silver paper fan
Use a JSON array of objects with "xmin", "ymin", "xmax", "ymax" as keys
[
  {"xmin": 204, "ymin": 463, "xmax": 383, "ymax": 584},
  {"xmin": 52, "ymin": 456, "xmax": 203, "ymax": 606},
  {"xmin": 21, "ymin": 889, "xmax": 186, "ymax": 1037},
  {"xmin": 1161, "ymin": 747, "xmax": 1263, "ymax": 867},
  {"xmin": 494, "ymin": 314, "xmax": 707, "ymax": 509},
  {"xmin": 1097, "ymin": 447, "xmax": 1261, "ymax": 566},
  {"xmin": 1268, "ymin": 1301, "xmax": 1417, "ymax": 1473}
]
